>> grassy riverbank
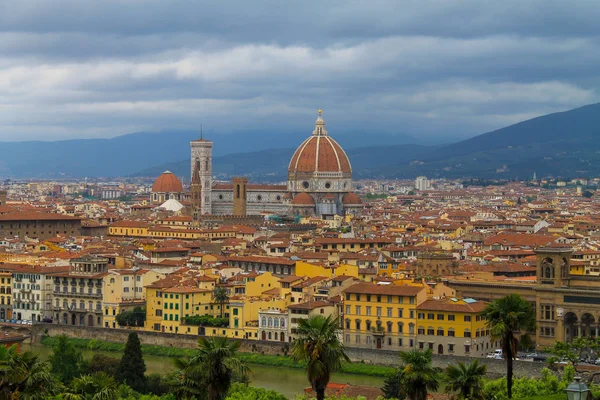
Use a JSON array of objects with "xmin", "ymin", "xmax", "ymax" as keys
[{"xmin": 39, "ymin": 336, "xmax": 395, "ymax": 377}]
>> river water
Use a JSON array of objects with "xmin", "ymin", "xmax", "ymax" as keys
[{"xmin": 23, "ymin": 344, "xmax": 383, "ymax": 399}]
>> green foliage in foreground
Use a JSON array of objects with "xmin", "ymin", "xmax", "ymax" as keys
[
  {"xmin": 225, "ymin": 383, "xmax": 287, "ymax": 400},
  {"xmin": 482, "ymin": 366, "xmax": 574, "ymax": 400},
  {"xmin": 40, "ymin": 336, "xmax": 395, "ymax": 377}
]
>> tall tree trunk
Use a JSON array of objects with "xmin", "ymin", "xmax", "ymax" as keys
[
  {"xmin": 316, "ymin": 388, "xmax": 325, "ymax": 400},
  {"xmin": 506, "ymin": 333, "xmax": 514, "ymax": 399}
]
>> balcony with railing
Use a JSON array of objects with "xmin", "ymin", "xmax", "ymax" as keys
[{"xmin": 371, "ymin": 326, "xmax": 385, "ymax": 336}]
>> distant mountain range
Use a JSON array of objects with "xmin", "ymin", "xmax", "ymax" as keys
[
  {"xmin": 0, "ymin": 129, "xmax": 422, "ymax": 179},
  {"xmin": 1, "ymin": 103, "xmax": 599, "ymax": 180}
]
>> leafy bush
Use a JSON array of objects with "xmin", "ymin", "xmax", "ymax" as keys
[
  {"xmin": 225, "ymin": 383, "xmax": 287, "ymax": 400},
  {"xmin": 182, "ymin": 314, "xmax": 229, "ymax": 327},
  {"xmin": 116, "ymin": 307, "xmax": 146, "ymax": 327},
  {"xmin": 483, "ymin": 367, "xmax": 573, "ymax": 400}
]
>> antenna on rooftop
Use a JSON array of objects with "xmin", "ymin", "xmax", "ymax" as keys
[{"xmin": 200, "ymin": 124, "xmax": 203, "ymax": 140}]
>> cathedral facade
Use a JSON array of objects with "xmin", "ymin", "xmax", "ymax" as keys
[{"xmin": 152, "ymin": 111, "xmax": 361, "ymax": 217}]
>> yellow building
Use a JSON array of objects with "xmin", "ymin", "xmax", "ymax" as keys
[
  {"xmin": 108, "ymin": 221, "xmax": 149, "ymax": 237},
  {"xmin": 103, "ymin": 269, "xmax": 165, "ymax": 329},
  {"xmin": 416, "ymin": 298, "xmax": 491, "ymax": 357},
  {"xmin": 0, "ymin": 269, "xmax": 12, "ymax": 320},
  {"xmin": 343, "ymin": 282, "xmax": 426, "ymax": 351}
]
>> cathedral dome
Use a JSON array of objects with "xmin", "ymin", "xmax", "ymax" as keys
[
  {"xmin": 291, "ymin": 192, "xmax": 315, "ymax": 205},
  {"xmin": 152, "ymin": 171, "xmax": 183, "ymax": 193},
  {"xmin": 343, "ymin": 192, "xmax": 362, "ymax": 205},
  {"xmin": 288, "ymin": 111, "xmax": 352, "ymax": 176}
]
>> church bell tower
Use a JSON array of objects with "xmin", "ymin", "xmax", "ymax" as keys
[{"xmin": 191, "ymin": 164, "xmax": 202, "ymax": 225}]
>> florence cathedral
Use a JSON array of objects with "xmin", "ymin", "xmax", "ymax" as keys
[{"xmin": 151, "ymin": 110, "xmax": 362, "ymax": 218}]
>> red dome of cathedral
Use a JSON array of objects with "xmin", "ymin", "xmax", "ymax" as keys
[
  {"xmin": 152, "ymin": 171, "xmax": 183, "ymax": 193},
  {"xmin": 288, "ymin": 111, "xmax": 352, "ymax": 175},
  {"xmin": 343, "ymin": 192, "xmax": 362, "ymax": 205},
  {"xmin": 291, "ymin": 192, "xmax": 315, "ymax": 205}
]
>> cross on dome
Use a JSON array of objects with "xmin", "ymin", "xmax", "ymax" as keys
[{"xmin": 313, "ymin": 109, "xmax": 328, "ymax": 136}]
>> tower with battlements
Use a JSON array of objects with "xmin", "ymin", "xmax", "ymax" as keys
[{"xmin": 190, "ymin": 135, "xmax": 212, "ymax": 215}]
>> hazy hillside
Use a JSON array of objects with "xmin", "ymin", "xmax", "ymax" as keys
[
  {"xmin": 135, "ymin": 144, "xmax": 434, "ymax": 182},
  {"xmin": 0, "ymin": 102, "xmax": 598, "ymax": 179},
  {"xmin": 372, "ymin": 102, "xmax": 600, "ymax": 179},
  {"xmin": 0, "ymin": 129, "xmax": 419, "ymax": 178}
]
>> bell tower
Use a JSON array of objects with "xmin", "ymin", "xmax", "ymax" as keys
[
  {"xmin": 191, "ymin": 164, "xmax": 202, "ymax": 225},
  {"xmin": 535, "ymin": 247, "xmax": 573, "ymax": 287},
  {"xmin": 232, "ymin": 177, "xmax": 248, "ymax": 216},
  {"xmin": 190, "ymin": 128, "xmax": 212, "ymax": 215}
]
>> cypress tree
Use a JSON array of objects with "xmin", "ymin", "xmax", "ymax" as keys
[{"xmin": 116, "ymin": 331, "xmax": 147, "ymax": 392}]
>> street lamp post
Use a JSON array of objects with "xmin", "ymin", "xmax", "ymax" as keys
[{"xmin": 565, "ymin": 377, "xmax": 590, "ymax": 400}]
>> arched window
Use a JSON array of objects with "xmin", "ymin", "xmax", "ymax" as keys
[
  {"xmin": 110, "ymin": 278, "xmax": 115, "ymax": 284},
  {"xmin": 545, "ymin": 266, "xmax": 552, "ymax": 278},
  {"xmin": 268, "ymin": 317, "xmax": 273, "ymax": 327},
  {"xmin": 280, "ymin": 318, "xmax": 285, "ymax": 328},
  {"xmin": 418, "ymin": 326, "xmax": 425, "ymax": 335},
  {"xmin": 274, "ymin": 318, "xmax": 279, "ymax": 328},
  {"xmin": 398, "ymin": 322, "xmax": 404, "ymax": 334},
  {"xmin": 79, "ymin": 301, "xmax": 85, "ymax": 310},
  {"xmin": 355, "ymin": 320, "xmax": 361, "ymax": 330},
  {"xmin": 366, "ymin": 320, "xmax": 372, "ymax": 331},
  {"xmin": 261, "ymin": 316, "xmax": 266, "ymax": 327}
]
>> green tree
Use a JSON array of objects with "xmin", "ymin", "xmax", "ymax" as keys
[
  {"xmin": 583, "ymin": 190, "xmax": 594, "ymax": 198},
  {"xmin": 213, "ymin": 287, "xmax": 229, "ymax": 318},
  {"xmin": 396, "ymin": 348, "xmax": 440, "ymax": 400},
  {"xmin": 173, "ymin": 336, "xmax": 248, "ymax": 400},
  {"xmin": 482, "ymin": 293, "xmax": 536, "ymax": 399},
  {"xmin": 85, "ymin": 353, "xmax": 120, "ymax": 377},
  {"xmin": 381, "ymin": 369, "xmax": 406, "ymax": 400},
  {"xmin": 50, "ymin": 335, "xmax": 83, "ymax": 383},
  {"xmin": 445, "ymin": 359, "xmax": 487, "ymax": 400},
  {"xmin": 116, "ymin": 332, "xmax": 147, "ymax": 393},
  {"xmin": 0, "ymin": 344, "xmax": 56, "ymax": 399},
  {"xmin": 64, "ymin": 372, "xmax": 118, "ymax": 399},
  {"xmin": 116, "ymin": 307, "xmax": 146, "ymax": 327},
  {"xmin": 291, "ymin": 315, "xmax": 350, "ymax": 400}
]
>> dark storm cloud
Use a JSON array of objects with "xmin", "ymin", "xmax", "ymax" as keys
[{"xmin": 0, "ymin": 0, "xmax": 598, "ymax": 141}]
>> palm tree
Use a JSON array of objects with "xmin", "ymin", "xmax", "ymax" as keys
[
  {"xmin": 0, "ymin": 345, "xmax": 57, "ymax": 399},
  {"xmin": 213, "ymin": 286, "xmax": 229, "ymax": 318},
  {"xmin": 397, "ymin": 348, "xmax": 440, "ymax": 400},
  {"xmin": 291, "ymin": 315, "xmax": 350, "ymax": 400},
  {"xmin": 445, "ymin": 359, "xmax": 487, "ymax": 400},
  {"xmin": 173, "ymin": 336, "xmax": 248, "ymax": 400},
  {"xmin": 482, "ymin": 293, "xmax": 536, "ymax": 399},
  {"xmin": 63, "ymin": 372, "xmax": 118, "ymax": 400}
]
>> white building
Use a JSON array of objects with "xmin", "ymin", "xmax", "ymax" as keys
[
  {"xmin": 258, "ymin": 308, "xmax": 289, "ymax": 342},
  {"xmin": 12, "ymin": 266, "xmax": 55, "ymax": 322},
  {"xmin": 415, "ymin": 176, "xmax": 431, "ymax": 191}
]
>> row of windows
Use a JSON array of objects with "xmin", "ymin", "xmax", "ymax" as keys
[
  {"xmin": 260, "ymin": 317, "xmax": 286, "ymax": 329},
  {"xmin": 0, "ymin": 278, "xmax": 11, "ymax": 284},
  {"xmin": 13, "ymin": 302, "xmax": 40, "ymax": 310},
  {"xmin": 55, "ymin": 299, "xmax": 102, "ymax": 310},
  {"xmin": 345, "ymin": 334, "xmax": 414, "ymax": 347},
  {"xmin": 345, "ymin": 293, "xmax": 415, "ymax": 304},
  {"xmin": 417, "ymin": 312, "xmax": 480, "ymax": 322},
  {"xmin": 345, "ymin": 320, "xmax": 415, "ymax": 334},
  {"xmin": 345, "ymin": 305, "xmax": 415, "ymax": 318},
  {"xmin": 14, "ymin": 284, "xmax": 41, "ymax": 290},
  {"xmin": 417, "ymin": 326, "xmax": 489, "ymax": 337}
]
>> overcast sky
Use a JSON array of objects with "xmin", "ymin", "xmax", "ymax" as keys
[{"xmin": 1, "ymin": 0, "xmax": 599, "ymax": 142}]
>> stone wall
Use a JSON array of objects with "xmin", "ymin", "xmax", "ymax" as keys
[{"xmin": 32, "ymin": 324, "xmax": 544, "ymax": 378}]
